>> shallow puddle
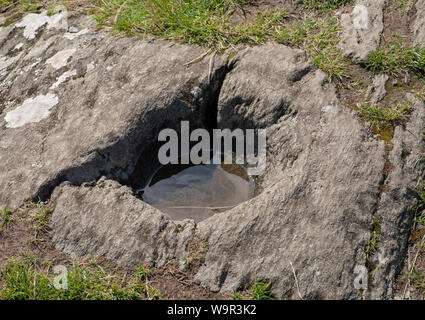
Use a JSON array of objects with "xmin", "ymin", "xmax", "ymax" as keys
[{"xmin": 138, "ymin": 162, "xmax": 253, "ymax": 222}]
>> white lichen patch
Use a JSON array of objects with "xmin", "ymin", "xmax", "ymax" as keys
[
  {"xmin": 15, "ymin": 10, "xmax": 68, "ymax": 40},
  {"xmin": 50, "ymin": 69, "xmax": 77, "ymax": 89},
  {"xmin": 63, "ymin": 28, "xmax": 90, "ymax": 40},
  {"xmin": 48, "ymin": 8, "xmax": 68, "ymax": 30},
  {"xmin": 320, "ymin": 104, "xmax": 339, "ymax": 118},
  {"xmin": 46, "ymin": 48, "xmax": 76, "ymax": 70},
  {"xmin": 5, "ymin": 94, "xmax": 59, "ymax": 128}
]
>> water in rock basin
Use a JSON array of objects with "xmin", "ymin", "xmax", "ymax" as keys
[{"xmin": 138, "ymin": 162, "xmax": 254, "ymax": 222}]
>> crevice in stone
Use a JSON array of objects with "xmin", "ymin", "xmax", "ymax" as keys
[
  {"xmin": 128, "ymin": 59, "xmax": 234, "ymax": 193},
  {"xmin": 290, "ymin": 65, "xmax": 312, "ymax": 84}
]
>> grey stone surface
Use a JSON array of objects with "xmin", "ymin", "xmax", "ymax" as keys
[
  {"xmin": 413, "ymin": 0, "xmax": 425, "ymax": 46},
  {"xmin": 367, "ymin": 94, "xmax": 425, "ymax": 299},
  {"xmin": 338, "ymin": 0, "xmax": 385, "ymax": 62},
  {"xmin": 0, "ymin": 12, "xmax": 424, "ymax": 300}
]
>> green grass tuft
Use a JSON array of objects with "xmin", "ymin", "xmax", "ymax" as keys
[
  {"xmin": 408, "ymin": 265, "xmax": 425, "ymax": 298},
  {"xmin": 0, "ymin": 0, "xmax": 42, "ymax": 11},
  {"xmin": 365, "ymin": 229, "xmax": 379, "ymax": 268},
  {"xmin": 232, "ymin": 291, "xmax": 245, "ymax": 300},
  {"xmin": 33, "ymin": 203, "xmax": 52, "ymax": 232},
  {"xmin": 232, "ymin": 280, "xmax": 274, "ymax": 300},
  {"xmin": 19, "ymin": 0, "xmax": 42, "ymax": 11},
  {"xmin": 365, "ymin": 38, "xmax": 425, "ymax": 76},
  {"xmin": 236, "ymin": 13, "xmax": 350, "ymax": 79},
  {"xmin": 413, "ymin": 182, "xmax": 425, "ymax": 225},
  {"xmin": 299, "ymin": 17, "xmax": 348, "ymax": 79},
  {"xmin": 135, "ymin": 265, "xmax": 150, "ymax": 281},
  {"xmin": 31, "ymin": 203, "xmax": 53, "ymax": 243}
]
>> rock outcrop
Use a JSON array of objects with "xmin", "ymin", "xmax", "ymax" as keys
[
  {"xmin": 1, "ymin": 10, "xmax": 424, "ymax": 300},
  {"xmin": 338, "ymin": 0, "xmax": 385, "ymax": 62},
  {"xmin": 50, "ymin": 178, "xmax": 195, "ymax": 267},
  {"xmin": 365, "ymin": 74, "xmax": 389, "ymax": 106}
]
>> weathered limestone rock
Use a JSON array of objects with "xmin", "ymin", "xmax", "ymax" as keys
[
  {"xmin": 338, "ymin": 0, "xmax": 385, "ymax": 62},
  {"xmin": 367, "ymin": 94, "xmax": 425, "ymax": 299},
  {"xmin": 0, "ymin": 12, "xmax": 228, "ymax": 207},
  {"xmin": 50, "ymin": 178, "xmax": 195, "ymax": 267},
  {"xmin": 413, "ymin": 0, "xmax": 425, "ymax": 46},
  {"xmin": 365, "ymin": 74, "xmax": 389, "ymax": 105},
  {"xmin": 1, "ymin": 12, "xmax": 423, "ymax": 300},
  {"xmin": 217, "ymin": 45, "xmax": 312, "ymax": 130},
  {"xmin": 194, "ymin": 44, "xmax": 386, "ymax": 299}
]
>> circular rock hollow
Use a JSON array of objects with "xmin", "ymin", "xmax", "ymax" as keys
[{"xmin": 136, "ymin": 158, "xmax": 255, "ymax": 222}]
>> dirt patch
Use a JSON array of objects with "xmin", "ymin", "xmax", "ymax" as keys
[{"xmin": 382, "ymin": 1, "xmax": 415, "ymax": 46}]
